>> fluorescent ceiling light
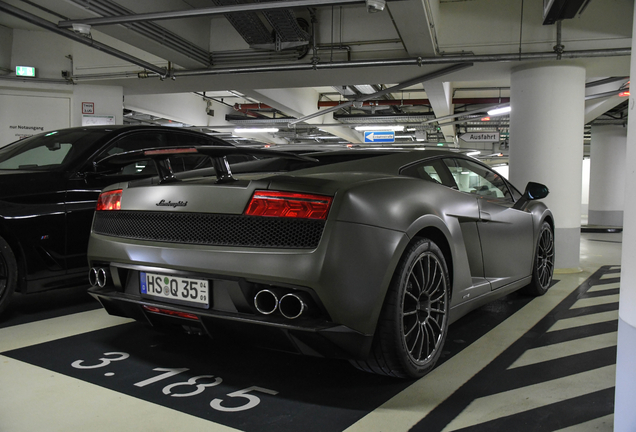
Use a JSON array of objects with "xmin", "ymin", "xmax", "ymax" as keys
[
  {"xmin": 467, "ymin": 151, "xmax": 481, "ymax": 157},
  {"xmin": 354, "ymin": 125, "xmax": 404, "ymax": 131},
  {"xmin": 354, "ymin": 84, "xmax": 376, "ymax": 94},
  {"xmin": 487, "ymin": 106, "xmax": 511, "ymax": 116},
  {"xmin": 234, "ymin": 128, "xmax": 279, "ymax": 133}
]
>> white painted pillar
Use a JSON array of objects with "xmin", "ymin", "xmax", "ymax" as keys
[
  {"xmin": 613, "ymin": 6, "xmax": 636, "ymax": 430},
  {"xmin": 509, "ymin": 64, "xmax": 585, "ymax": 270},
  {"xmin": 588, "ymin": 125, "xmax": 626, "ymax": 227}
]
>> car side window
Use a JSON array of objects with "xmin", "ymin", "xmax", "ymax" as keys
[
  {"xmin": 401, "ymin": 159, "xmax": 456, "ymax": 187},
  {"xmin": 444, "ymin": 158, "xmax": 513, "ymax": 201}
]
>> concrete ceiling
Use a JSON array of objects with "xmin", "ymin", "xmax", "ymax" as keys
[{"xmin": 0, "ymin": 0, "xmax": 632, "ymax": 152}]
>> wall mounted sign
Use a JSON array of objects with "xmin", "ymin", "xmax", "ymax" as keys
[
  {"xmin": 459, "ymin": 132, "xmax": 500, "ymax": 143},
  {"xmin": 82, "ymin": 102, "xmax": 95, "ymax": 114},
  {"xmin": 15, "ymin": 66, "xmax": 36, "ymax": 77},
  {"xmin": 364, "ymin": 131, "xmax": 395, "ymax": 143}
]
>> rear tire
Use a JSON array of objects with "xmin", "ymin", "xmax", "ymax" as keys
[
  {"xmin": 0, "ymin": 235, "xmax": 18, "ymax": 316},
  {"xmin": 523, "ymin": 221, "xmax": 555, "ymax": 296},
  {"xmin": 351, "ymin": 238, "xmax": 450, "ymax": 378}
]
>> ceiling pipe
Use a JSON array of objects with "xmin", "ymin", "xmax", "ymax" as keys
[
  {"xmin": 138, "ymin": 48, "xmax": 628, "ymax": 79},
  {"xmin": 58, "ymin": 0, "xmax": 369, "ymax": 27},
  {"xmin": 0, "ymin": 1, "xmax": 167, "ymax": 76},
  {"xmin": 233, "ymin": 97, "xmax": 511, "ymax": 111}
]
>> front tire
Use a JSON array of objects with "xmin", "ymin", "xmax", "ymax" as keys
[
  {"xmin": 352, "ymin": 238, "xmax": 450, "ymax": 378},
  {"xmin": 523, "ymin": 221, "xmax": 555, "ymax": 296},
  {"xmin": 0, "ymin": 235, "xmax": 18, "ymax": 316}
]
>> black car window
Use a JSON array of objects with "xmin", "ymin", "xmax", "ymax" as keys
[
  {"xmin": 0, "ymin": 129, "xmax": 108, "ymax": 170},
  {"xmin": 401, "ymin": 158, "xmax": 457, "ymax": 188},
  {"xmin": 444, "ymin": 158, "xmax": 513, "ymax": 201}
]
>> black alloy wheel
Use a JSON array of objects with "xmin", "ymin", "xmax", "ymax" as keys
[
  {"xmin": 351, "ymin": 238, "xmax": 450, "ymax": 378},
  {"xmin": 523, "ymin": 221, "xmax": 555, "ymax": 296},
  {"xmin": 401, "ymin": 248, "xmax": 448, "ymax": 367},
  {"xmin": 0, "ymin": 235, "xmax": 17, "ymax": 316}
]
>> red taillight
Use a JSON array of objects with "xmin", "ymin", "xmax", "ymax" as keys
[
  {"xmin": 96, "ymin": 189, "xmax": 122, "ymax": 211},
  {"xmin": 245, "ymin": 190, "xmax": 333, "ymax": 220}
]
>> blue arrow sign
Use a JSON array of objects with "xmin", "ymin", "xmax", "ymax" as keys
[{"xmin": 364, "ymin": 131, "xmax": 395, "ymax": 143}]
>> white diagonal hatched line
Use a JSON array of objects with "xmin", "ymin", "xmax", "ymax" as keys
[
  {"xmin": 440, "ymin": 365, "xmax": 616, "ymax": 432},
  {"xmin": 599, "ymin": 272, "xmax": 619, "ymax": 280},
  {"xmin": 508, "ymin": 332, "xmax": 617, "ymax": 369},
  {"xmin": 587, "ymin": 282, "xmax": 620, "ymax": 293},
  {"xmin": 547, "ymin": 310, "xmax": 618, "ymax": 332},
  {"xmin": 570, "ymin": 294, "xmax": 620, "ymax": 309}
]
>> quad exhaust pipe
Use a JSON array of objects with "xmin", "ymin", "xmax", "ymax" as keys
[
  {"xmin": 253, "ymin": 289, "xmax": 309, "ymax": 319},
  {"xmin": 89, "ymin": 267, "xmax": 108, "ymax": 288},
  {"xmin": 279, "ymin": 293, "xmax": 307, "ymax": 319},
  {"xmin": 254, "ymin": 289, "xmax": 279, "ymax": 315}
]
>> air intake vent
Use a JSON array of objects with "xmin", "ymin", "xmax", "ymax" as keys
[{"xmin": 93, "ymin": 211, "xmax": 325, "ymax": 249}]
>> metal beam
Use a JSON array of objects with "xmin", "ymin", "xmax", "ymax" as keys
[
  {"xmin": 288, "ymin": 62, "xmax": 473, "ymax": 126},
  {"xmin": 58, "ymin": 0, "xmax": 366, "ymax": 28},
  {"xmin": 0, "ymin": 1, "xmax": 167, "ymax": 76}
]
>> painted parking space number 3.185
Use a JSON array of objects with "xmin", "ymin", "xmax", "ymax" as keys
[{"xmin": 71, "ymin": 352, "xmax": 278, "ymax": 412}]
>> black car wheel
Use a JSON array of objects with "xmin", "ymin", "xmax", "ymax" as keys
[
  {"xmin": 0, "ymin": 235, "xmax": 18, "ymax": 315},
  {"xmin": 523, "ymin": 221, "xmax": 555, "ymax": 296},
  {"xmin": 352, "ymin": 238, "xmax": 450, "ymax": 378}
]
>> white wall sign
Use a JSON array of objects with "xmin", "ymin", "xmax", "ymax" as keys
[
  {"xmin": 82, "ymin": 102, "xmax": 95, "ymax": 114},
  {"xmin": 459, "ymin": 132, "xmax": 501, "ymax": 142},
  {"xmin": 0, "ymin": 94, "xmax": 70, "ymax": 146},
  {"xmin": 81, "ymin": 114, "xmax": 115, "ymax": 126}
]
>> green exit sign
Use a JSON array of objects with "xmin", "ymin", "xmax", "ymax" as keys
[{"xmin": 16, "ymin": 66, "xmax": 36, "ymax": 77}]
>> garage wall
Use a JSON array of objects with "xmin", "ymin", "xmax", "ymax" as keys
[
  {"xmin": 0, "ymin": 92, "xmax": 70, "ymax": 145},
  {"xmin": 0, "ymin": 84, "xmax": 123, "ymax": 147}
]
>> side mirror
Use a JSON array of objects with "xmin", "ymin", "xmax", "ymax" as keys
[
  {"xmin": 513, "ymin": 182, "xmax": 549, "ymax": 210},
  {"xmin": 525, "ymin": 182, "xmax": 549, "ymax": 200}
]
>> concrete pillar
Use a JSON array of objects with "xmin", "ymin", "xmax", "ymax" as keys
[
  {"xmin": 588, "ymin": 125, "xmax": 626, "ymax": 227},
  {"xmin": 509, "ymin": 64, "xmax": 585, "ymax": 270},
  {"xmin": 613, "ymin": 6, "xmax": 636, "ymax": 430}
]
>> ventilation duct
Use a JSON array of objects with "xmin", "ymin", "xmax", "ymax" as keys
[{"xmin": 212, "ymin": 0, "xmax": 309, "ymax": 51}]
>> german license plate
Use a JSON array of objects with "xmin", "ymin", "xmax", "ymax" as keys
[{"xmin": 140, "ymin": 272, "xmax": 209, "ymax": 308}]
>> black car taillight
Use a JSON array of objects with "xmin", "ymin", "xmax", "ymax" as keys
[
  {"xmin": 244, "ymin": 190, "xmax": 332, "ymax": 220},
  {"xmin": 96, "ymin": 189, "xmax": 122, "ymax": 211}
]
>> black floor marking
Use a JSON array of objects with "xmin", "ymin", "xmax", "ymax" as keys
[
  {"xmin": 1, "ymin": 286, "xmax": 541, "ymax": 431},
  {"xmin": 411, "ymin": 266, "xmax": 619, "ymax": 431},
  {"xmin": 3, "ymin": 323, "xmax": 410, "ymax": 432}
]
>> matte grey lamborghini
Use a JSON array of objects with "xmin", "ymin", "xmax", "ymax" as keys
[{"xmin": 87, "ymin": 147, "xmax": 554, "ymax": 378}]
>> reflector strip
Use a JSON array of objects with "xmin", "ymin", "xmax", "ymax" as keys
[
  {"xmin": 245, "ymin": 190, "xmax": 333, "ymax": 220},
  {"xmin": 143, "ymin": 305, "xmax": 199, "ymax": 320},
  {"xmin": 96, "ymin": 189, "xmax": 122, "ymax": 211}
]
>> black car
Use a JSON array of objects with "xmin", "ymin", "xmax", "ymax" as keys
[{"xmin": 0, "ymin": 125, "xmax": 232, "ymax": 315}]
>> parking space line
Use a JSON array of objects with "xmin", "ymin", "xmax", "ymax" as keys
[
  {"xmin": 547, "ymin": 310, "xmax": 619, "ymax": 332},
  {"xmin": 0, "ymin": 309, "xmax": 132, "ymax": 353},
  {"xmin": 508, "ymin": 332, "xmax": 617, "ymax": 369}
]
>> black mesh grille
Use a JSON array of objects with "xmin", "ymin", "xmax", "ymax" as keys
[{"xmin": 93, "ymin": 211, "xmax": 325, "ymax": 249}]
